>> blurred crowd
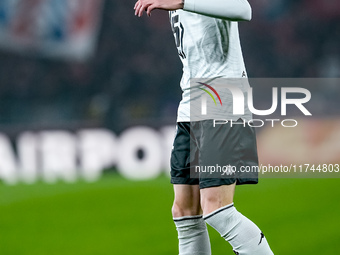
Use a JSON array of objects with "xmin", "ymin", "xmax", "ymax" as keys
[
  {"xmin": 0, "ymin": 0, "xmax": 339, "ymax": 131},
  {"xmin": 243, "ymin": 0, "xmax": 340, "ymax": 77}
]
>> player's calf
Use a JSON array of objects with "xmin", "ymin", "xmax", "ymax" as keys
[
  {"xmin": 204, "ymin": 203, "xmax": 274, "ymax": 255},
  {"xmin": 174, "ymin": 215, "xmax": 211, "ymax": 255}
]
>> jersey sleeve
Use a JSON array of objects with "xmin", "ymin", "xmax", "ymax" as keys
[{"xmin": 183, "ymin": 0, "xmax": 252, "ymax": 21}]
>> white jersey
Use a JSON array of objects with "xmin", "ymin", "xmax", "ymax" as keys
[{"xmin": 170, "ymin": 10, "xmax": 248, "ymax": 122}]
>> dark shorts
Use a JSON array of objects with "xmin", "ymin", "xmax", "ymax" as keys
[{"xmin": 170, "ymin": 119, "xmax": 259, "ymax": 189}]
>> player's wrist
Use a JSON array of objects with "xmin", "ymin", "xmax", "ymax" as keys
[{"xmin": 180, "ymin": 0, "xmax": 184, "ymax": 9}]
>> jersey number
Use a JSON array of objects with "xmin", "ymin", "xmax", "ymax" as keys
[{"xmin": 170, "ymin": 12, "xmax": 186, "ymax": 59}]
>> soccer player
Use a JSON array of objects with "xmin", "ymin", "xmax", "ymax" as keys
[{"xmin": 134, "ymin": 0, "xmax": 274, "ymax": 254}]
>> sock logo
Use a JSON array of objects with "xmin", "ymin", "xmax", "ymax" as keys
[
  {"xmin": 233, "ymin": 250, "xmax": 239, "ymax": 255},
  {"xmin": 258, "ymin": 232, "xmax": 265, "ymax": 245}
]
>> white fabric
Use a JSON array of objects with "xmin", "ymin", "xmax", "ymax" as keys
[
  {"xmin": 174, "ymin": 216, "xmax": 211, "ymax": 255},
  {"xmin": 169, "ymin": 10, "xmax": 248, "ymax": 122},
  {"xmin": 204, "ymin": 205, "xmax": 274, "ymax": 254},
  {"xmin": 183, "ymin": 0, "xmax": 252, "ymax": 21}
]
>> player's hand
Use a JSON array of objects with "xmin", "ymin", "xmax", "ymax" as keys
[{"xmin": 134, "ymin": 0, "xmax": 184, "ymax": 17}]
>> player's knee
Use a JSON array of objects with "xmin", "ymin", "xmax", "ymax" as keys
[
  {"xmin": 171, "ymin": 203, "xmax": 182, "ymax": 218},
  {"xmin": 201, "ymin": 194, "xmax": 224, "ymax": 215},
  {"xmin": 172, "ymin": 202, "xmax": 200, "ymax": 218},
  {"xmin": 200, "ymin": 185, "xmax": 235, "ymax": 215}
]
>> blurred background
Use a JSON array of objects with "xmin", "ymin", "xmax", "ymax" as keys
[{"xmin": 0, "ymin": 0, "xmax": 339, "ymax": 254}]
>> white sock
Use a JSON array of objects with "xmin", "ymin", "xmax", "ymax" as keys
[
  {"xmin": 204, "ymin": 203, "xmax": 273, "ymax": 255},
  {"xmin": 174, "ymin": 215, "xmax": 211, "ymax": 255}
]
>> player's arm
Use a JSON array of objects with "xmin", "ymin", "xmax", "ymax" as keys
[
  {"xmin": 184, "ymin": 0, "xmax": 252, "ymax": 21},
  {"xmin": 134, "ymin": 0, "xmax": 184, "ymax": 17},
  {"xmin": 134, "ymin": 0, "xmax": 251, "ymax": 21}
]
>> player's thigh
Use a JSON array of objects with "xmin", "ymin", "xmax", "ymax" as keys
[
  {"xmin": 200, "ymin": 183, "xmax": 236, "ymax": 215},
  {"xmin": 170, "ymin": 122, "xmax": 199, "ymax": 185},
  {"xmin": 171, "ymin": 122, "xmax": 201, "ymax": 217},
  {"xmin": 194, "ymin": 119, "xmax": 258, "ymax": 191},
  {"xmin": 172, "ymin": 184, "xmax": 201, "ymax": 217}
]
